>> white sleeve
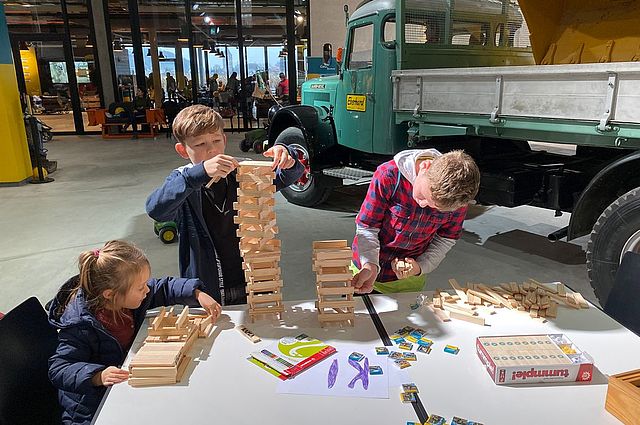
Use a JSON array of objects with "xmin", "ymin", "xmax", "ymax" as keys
[
  {"xmin": 415, "ymin": 235, "xmax": 456, "ymax": 275},
  {"xmin": 355, "ymin": 223, "xmax": 381, "ymax": 273}
]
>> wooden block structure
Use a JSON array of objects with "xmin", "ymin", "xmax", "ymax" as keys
[
  {"xmin": 312, "ymin": 240, "xmax": 355, "ymax": 326},
  {"xmin": 606, "ymin": 369, "xmax": 640, "ymax": 425},
  {"xmin": 428, "ymin": 278, "xmax": 590, "ymax": 326},
  {"xmin": 233, "ymin": 161, "xmax": 284, "ymax": 321},
  {"xmin": 128, "ymin": 306, "xmax": 213, "ymax": 387}
]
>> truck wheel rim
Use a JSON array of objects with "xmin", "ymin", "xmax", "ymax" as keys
[
  {"xmin": 620, "ymin": 229, "xmax": 640, "ymax": 263},
  {"xmin": 289, "ymin": 143, "xmax": 312, "ymax": 192}
]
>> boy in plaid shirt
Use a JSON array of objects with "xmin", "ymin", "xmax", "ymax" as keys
[{"xmin": 351, "ymin": 149, "xmax": 480, "ymax": 294}]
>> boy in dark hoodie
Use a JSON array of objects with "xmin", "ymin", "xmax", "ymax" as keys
[
  {"xmin": 146, "ymin": 105, "xmax": 303, "ymax": 306},
  {"xmin": 351, "ymin": 149, "xmax": 480, "ymax": 294},
  {"xmin": 48, "ymin": 240, "xmax": 219, "ymax": 424}
]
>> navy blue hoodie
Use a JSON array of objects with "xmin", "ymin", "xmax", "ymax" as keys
[
  {"xmin": 48, "ymin": 275, "xmax": 203, "ymax": 425},
  {"xmin": 145, "ymin": 146, "xmax": 304, "ymax": 305}
]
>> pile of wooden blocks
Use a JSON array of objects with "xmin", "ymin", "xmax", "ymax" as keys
[
  {"xmin": 233, "ymin": 160, "xmax": 284, "ymax": 321},
  {"xmin": 128, "ymin": 306, "xmax": 212, "ymax": 387},
  {"xmin": 429, "ymin": 278, "xmax": 590, "ymax": 326},
  {"xmin": 312, "ymin": 240, "xmax": 355, "ymax": 327}
]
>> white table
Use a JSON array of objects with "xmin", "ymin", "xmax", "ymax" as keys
[{"xmin": 93, "ymin": 293, "xmax": 640, "ymax": 425}]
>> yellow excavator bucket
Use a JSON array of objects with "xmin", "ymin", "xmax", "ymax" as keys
[{"xmin": 518, "ymin": 0, "xmax": 640, "ymax": 64}]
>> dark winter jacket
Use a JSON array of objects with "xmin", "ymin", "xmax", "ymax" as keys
[
  {"xmin": 48, "ymin": 275, "xmax": 203, "ymax": 425},
  {"xmin": 145, "ymin": 146, "xmax": 304, "ymax": 304}
]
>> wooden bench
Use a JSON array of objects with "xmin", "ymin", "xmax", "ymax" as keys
[{"xmin": 87, "ymin": 108, "xmax": 166, "ymax": 139}]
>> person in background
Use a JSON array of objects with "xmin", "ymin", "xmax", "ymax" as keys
[
  {"xmin": 166, "ymin": 72, "xmax": 177, "ymax": 100},
  {"xmin": 276, "ymin": 72, "xmax": 289, "ymax": 100}
]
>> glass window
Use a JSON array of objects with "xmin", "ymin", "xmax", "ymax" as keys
[
  {"xmin": 383, "ymin": 19, "xmax": 396, "ymax": 43},
  {"xmin": 246, "ymin": 46, "xmax": 265, "ymax": 76},
  {"xmin": 348, "ymin": 24, "xmax": 373, "ymax": 70}
]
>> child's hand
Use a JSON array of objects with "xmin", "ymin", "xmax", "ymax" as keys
[
  {"xmin": 93, "ymin": 366, "xmax": 129, "ymax": 387},
  {"xmin": 195, "ymin": 289, "xmax": 222, "ymax": 323},
  {"xmin": 263, "ymin": 145, "xmax": 296, "ymax": 170},
  {"xmin": 351, "ymin": 263, "xmax": 377, "ymax": 294},
  {"xmin": 392, "ymin": 257, "xmax": 421, "ymax": 280},
  {"xmin": 203, "ymin": 154, "xmax": 239, "ymax": 180}
]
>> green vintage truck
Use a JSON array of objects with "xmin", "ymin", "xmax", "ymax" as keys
[{"xmin": 267, "ymin": 0, "xmax": 640, "ymax": 304}]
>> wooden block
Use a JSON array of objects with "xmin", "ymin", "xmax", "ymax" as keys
[
  {"xmin": 175, "ymin": 306, "xmax": 189, "ymax": 329},
  {"xmin": 312, "ymin": 240, "xmax": 348, "ymax": 250},
  {"xmin": 237, "ymin": 187, "xmax": 276, "ymax": 198},
  {"xmin": 151, "ymin": 307, "xmax": 166, "ymax": 330},
  {"xmin": 433, "ymin": 296, "xmax": 442, "ymax": 308},
  {"xmin": 317, "ymin": 285, "xmax": 354, "ymax": 296},
  {"xmin": 442, "ymin": 303, "xmax": 477, "ymax": 316},
  {"xmin": 247, "ymin": 293, "xmax": 282, "ymax": 304},
  {"xmin": 449, "ymin": 310, "xmax": 486, "ymax": 326},
  {"xmin": 557, "ymin": 283, "xmax": 566, "ymax": 296},
  {"xmin": 428, "ymin": 304, "xmax": 451, "ymax": 322},
  {"xmin": 573, "ymin": 292, "xmax": 590, "ymax": 308},
  {"xmin": 318, "ymin": 300, "xmax": 356, "ymax": 310},
  {"xmin": 448, "ymin": 278, "xmax": 469, "ymax": 303},
  {"xmin": 477, "ymin": 284, "xmax": 513, "ymax": 309},
  {"xmin": 246, "ymin": 280, "xmax": 283, "ymax": 292},
  {"xmin": 237, "ymin": 159, "xmax": 276, "ymax": 169},
  {"xmin": 546, "ymin": 301, "xmax": 558, "ymax": 318},
  {"xmin": 467, "ymin": 289, "xmax": 500, "ymax": 305},
  {"xmin": 236, "ymin": 324, "xmax": 261, "ymax": 343},
  {"xmin": 128, "ymin": 376, "xmax": 177, "ymax": 387},
  {"xmin": 130, "ymin": 365, "xmax": 177, "ymax": 378},
  {"xmin": 316, "ymin": 273, "xmax": 354, "ymax": 282},
  {"xmin": 314, "ymin": 249, "xmax": 352, "ymax": 261},
  {"xmin": 530, "ymin": 309, "xmax": 539, "ymax": 318},
  {"xmin": 234, "ymin": 214, "xmax": 276, "ymax": 225}
]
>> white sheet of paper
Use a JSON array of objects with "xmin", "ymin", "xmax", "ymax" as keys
[{"xmin": 276, "ymin": 346, "xmax": 391, "ymax": 399}]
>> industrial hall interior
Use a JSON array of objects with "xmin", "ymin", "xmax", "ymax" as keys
[{"xmin": 1, "ymin": 1, "xmax": 640, "ymax": 424}]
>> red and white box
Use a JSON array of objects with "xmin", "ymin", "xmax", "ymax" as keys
[{"xmin": 476, "ymin": 334, "xmax": 594, "ymax": 385}]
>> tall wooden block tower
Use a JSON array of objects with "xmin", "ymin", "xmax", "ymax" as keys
[
  {"xmin": 312, "ymin": 240, "xmax": 355, "ymax": 326},
  {"xmin": 233, "ymin": 160, "xmax": 284, "ymax": 321}
]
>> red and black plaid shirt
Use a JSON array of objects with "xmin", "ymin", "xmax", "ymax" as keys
[{"xmin": 352, "ymin": 160, "xmax": 467, "ymax": 282}]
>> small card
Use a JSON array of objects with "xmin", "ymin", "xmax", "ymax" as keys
[
  {"xmin": 394, "ymin": 359, "xmax": 412, "ymax": 369},
  {"xmin": 375, "ymin": 346, "xmax": 390, "ymax": 355},
  {"xmin": 403, "ymin": 352, "xmax": 417, "ymax": 361},
  {"xmin": 398, "ymin": 342, "xmax": 414, "ymax": 351},
  {"xmin": 348, "ymin": 351, "xmax": 365, "ymax": 362},
  {"xmin": 402, "ymin": 383, "xmax": 419, "ymax": 393},
  {"xmin": 400, "ymin": 391, "xmax": 417, "ymax": 403},
  {"xmin": 369, "ymin": 365, "xmax": 383, "ymax": 375}
]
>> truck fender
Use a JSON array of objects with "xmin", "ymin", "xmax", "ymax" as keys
[
  {"xmin": 568, "ymin": 150, "xmax": 640, "ymax": 240},
  {"xmin": 267, "ymin": 105, "xmax": 338, "ymax": 164}
]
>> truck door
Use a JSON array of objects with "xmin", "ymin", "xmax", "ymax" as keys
[{"xmin": 335, "ymin": 22, "xmax": 375, "ymax": 153}]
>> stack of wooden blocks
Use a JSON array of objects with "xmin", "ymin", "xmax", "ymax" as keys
[
  {"xmin": 128, "ymin": 306, "xmax": 212, "ymax": 387},
  {"xmin": 429, "ymin": 278, "xmax": 590, "ymax": 326},
  {"xmin": 312, "ymin": 240, "xmax": 355, "ymax": 327},
  {"xmin": 233, "ymin": 160, "xmax": 284, "ymax": 321}
]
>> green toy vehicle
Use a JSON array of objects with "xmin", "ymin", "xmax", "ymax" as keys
[{"xmin": 153, "ymin": 221, "xmax": 178, "ymax": 244}]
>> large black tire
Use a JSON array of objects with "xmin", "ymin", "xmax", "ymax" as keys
[
  {"xmin": 277, "ymin": 127, "xmax": 334, "ymax": 207},
  {"xmin": 586, "ymin": 188, "xmax": 640, "ymax": 305}
]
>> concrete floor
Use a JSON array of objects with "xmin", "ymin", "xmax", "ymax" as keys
[{"xmin": 0, "ymin": 133, "xmax": 594, "ymax": 314}]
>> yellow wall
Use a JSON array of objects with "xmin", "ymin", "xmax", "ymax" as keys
[
  {"xmin": 20, "ymin": 46, "xmax": 41, "ymax": 96},
  {"xmin": 0, "ymin": 4, "xmax": 32, "ymax": 184}
]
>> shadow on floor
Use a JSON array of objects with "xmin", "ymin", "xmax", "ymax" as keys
[{"xmin": 482, "ymin": 229, "xmax": 585, "ymax": 265}]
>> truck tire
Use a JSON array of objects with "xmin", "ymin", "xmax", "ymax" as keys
[
  {"xmin": 586, "ymin": 188, "xmax": 640, "ymax": 305},
  {"xmin": 277, "ymin": 127, "xmax": 333, "ymax": 207}
]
